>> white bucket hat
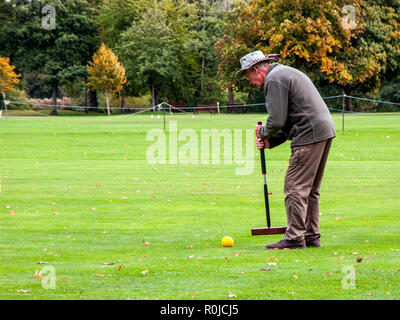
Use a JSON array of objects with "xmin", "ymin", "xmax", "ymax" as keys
[{"xmin": 235, "ymin": 51, "xmax": 280, "ymax": 78}]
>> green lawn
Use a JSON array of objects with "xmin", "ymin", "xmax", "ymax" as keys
[{"xmin": 1, "ymin": 113, "xmax": 399, "ymax": 300}]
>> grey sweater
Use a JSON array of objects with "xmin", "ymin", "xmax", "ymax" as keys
[{"xmin": 259, "ymin": 63, "xmax": 336, "ymax": 148}]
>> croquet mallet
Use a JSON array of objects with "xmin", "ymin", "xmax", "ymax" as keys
[{"xmin": 251, "ymin": 122, "xmax": 287, "ymax": 236}]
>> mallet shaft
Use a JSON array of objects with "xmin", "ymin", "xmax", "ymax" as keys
[{"xmin": 261, "ymin": 148, "xmax": 271, "ymax": 229}]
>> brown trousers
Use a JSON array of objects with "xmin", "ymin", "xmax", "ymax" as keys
[{"xmin": 283, "ymin": 138, "xmax": 333, "ymax": 242}]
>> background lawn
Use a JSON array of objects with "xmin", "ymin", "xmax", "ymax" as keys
[{"xmin": 0, "ymin": 113, "xmax": 399, "ymax": 300}]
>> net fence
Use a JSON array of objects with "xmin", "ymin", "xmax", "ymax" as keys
[{"xmin": 2, "ymin": 94, "xmax": 400, "ymax": 118}]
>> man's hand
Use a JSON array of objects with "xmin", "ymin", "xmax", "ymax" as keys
[
  {"xmin": 255, "ymin": 123, "xmax": 270, "ymax": 149},
  {"xmin": 256, "ymin": 137, "xmax": 270, "ymax": 150}
]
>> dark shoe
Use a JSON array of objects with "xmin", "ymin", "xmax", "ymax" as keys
[
  {"xmin": 306, "ymin": 238, "xmax": 321, "ymax": 247},
  {"xmin": 266, "ymin": 239, "xmax": 306, "ymax": 250}
]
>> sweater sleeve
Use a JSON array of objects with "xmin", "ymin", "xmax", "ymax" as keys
[
  {"xmin": 267, "ymin": 130, "xmax": 288, "ymax": 148},
  {"xmin": 259, "ymin": 80, "xmax": 289, "ymax": 139}
]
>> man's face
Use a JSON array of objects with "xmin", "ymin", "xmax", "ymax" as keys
[{"xmin": 245, "ymin": 65, "xmax": 268, "ymax": 89}]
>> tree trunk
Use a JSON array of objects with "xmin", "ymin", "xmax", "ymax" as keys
[
  {"xmin": 201, "ymin": 54, "xmax": 205, "ymax": 92},
  {"xmin": 1, "ymin": 92, "xmax": 7, "ymax": 118},
  {"xmin": 106, "ymin": 89, "xmax": 110, "ymax": 116},
  {"xmin": 151, "ymin": 81, "xmax": 156, "ymax": 111},
  {"xmin": 154, "ymin": 86, "xmax": 159, "ymax": 107},
  {"xmin": 50, "ymin": 84, "xmax": 58, "ymax": 115},
  {"xmin": 84, "ymin": 86, "xmax": 88, "ymax": 113},
  {"xmin": 88, "ymin": 88, "xmax": 98, "ymax": 112},
  {"xmin": 228, "ymin": 86, "xmax": 234, "ymax": 105},
  {"xmin": 344, "ymin": 88, "xmax": 353, "ymax": 111},
  {"xmin": 120, "ymin": 84, "xmax": 126, "ymax": 113},
  {"xmin": 85, "ymin": 86, "xmax": 89, "ymax": 113}
]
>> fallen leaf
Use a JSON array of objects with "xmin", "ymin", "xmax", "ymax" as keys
[
  {"xmin": 16, "ymin": 289, "xmax": 31, "ymax": 293},
  {"xmin": 118, "ymin": 265, "xmax": 122, "ymax": 270},
  {"xmin": 260, "ymin": 268, "xmax": 273, "ymax": 271},
  {"xmin": 95, "ymin": 274, "xmax": 105, "ymax": 277},
  {"xmin": 151, "ymin": 195, "xmax": 157, "ymax": 198},
  {"xmin": 202, "ymin": 182, "xmax": 206, "ymax": 185},
  {"xmin": 122, "ymin": 196, "xmax": 128, "ymax": 200},
  {"xmin": 238, "ymin": 272, "xmax": 244, "ymax": 274},
  {"xmin": 185, "ymin": 245, "xmax": 194, "ymax": 249},
  {"xmin": 196, "ymin": 257, "xmax": 203, "ymax": 260},
  {"xmin": 102, "ymin": 262, "xmax": 115, "ymax": 265},
  {"xmin": 143, "ymin": 241, "xmax": 150, "ymax": 246},
  {"xmin": 53, "ymin": 212, "xmax": 59, "ymax": 215},
  {"xmin": 356, "ymin": 257, "xmax": 363, "ymax": 263},
  {"xmin": 11, "ymin": 210, "xmax": 16, "ymax": 215},
  {"xmin": 336, "ymin": 217, "xmax": 343, "ymax": 220},
  {"xmin": 326, "ymin": 272, "xmax": 333, "ymax": 276},
  {"xmin": 32, "ymin": 269, "xmax": 43, "ymax": 279},
  {"xmin": 293, "ymin": 275, "xmax": 298, "ymax": 279}
]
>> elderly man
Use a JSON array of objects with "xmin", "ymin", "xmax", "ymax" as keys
[{"xmin": 237, "ymin": 51, "xmax": 336, "ymax": 249}]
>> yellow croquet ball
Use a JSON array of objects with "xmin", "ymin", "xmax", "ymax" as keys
[{"xmin": 221, "ymin": 236, "xmax": 234, "ymax": 247}]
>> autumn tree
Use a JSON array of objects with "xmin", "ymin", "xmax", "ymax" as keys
[
  {"xmin": 0, "ymin": 56, "xmax": 20, "ymax": 93},
  {"xmin": 217, "ymin": 0, "xmax": 400, "ymax": 110},
  {"xmin": 0, "ymin": 56, "xmax": 20, "ymax": 117},
  {"xmin": 86, "ymin": 43, "xmax": 127, "ymax": 116}
]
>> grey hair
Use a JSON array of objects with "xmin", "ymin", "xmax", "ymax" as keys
[{"xmin": 254, "ymin": 60, "xmax": 271, "ymax": 70}]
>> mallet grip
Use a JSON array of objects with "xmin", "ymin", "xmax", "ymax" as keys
[{"xmin": 257, "ymin": 122, "xmax": 267, "ymax": 175}]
